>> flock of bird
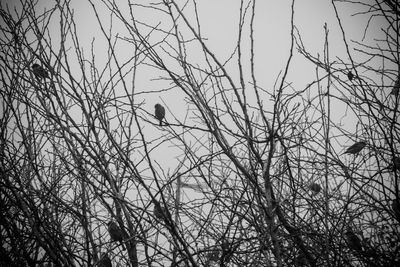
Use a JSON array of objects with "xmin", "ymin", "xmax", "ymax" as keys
[
  {"xmin": 29, "ymin": 64, "xmax": 399, "ymax": 266},
  {"xmin": 30, "ymin": 63, "xmax": 166, "ymax": 126},
  {"xmin": 96, "ymin": 202, "xmax": 169, "ymax": 266},
  {"xmin": 347, "ymin": 70, "xmax": 399, "ymax": 96}
]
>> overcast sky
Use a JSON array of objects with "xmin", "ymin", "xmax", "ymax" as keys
[{"xmin": 1, "ymin": 0, "xmax": 388, "ymax": 182}]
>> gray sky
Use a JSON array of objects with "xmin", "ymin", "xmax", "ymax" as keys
[
  {"xmin": 2, "ymin": 0, "xmax": 386, "ymax": 174},
  {"xmin": 1, "ymin": 0, "xmax": 388, "ymax": 172}
]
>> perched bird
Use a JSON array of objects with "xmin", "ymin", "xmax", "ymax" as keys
[
  {"xmin": 344, "ymin": 141, "xmax": 366, "ymax": 154},
  {"xmin": 205, "ymin": 249, "xmax": 220, "ymax": 263},
  {"xmin": 394, "ymin": 157, "xmax": 400, "ymax": 171},
  {"xmin": 31, "ymin": 63, "xmax": 49, "ymax": 79},
  {"xmin": 388, "ymin": 157, "xmax": 400, "ymax": 171},
  {"xmin": 345, "ymin": 229, "xmax": 363, "ymax": 252},
  {"xmin": 98, "ymin": 253, "xmax": 112, "ymax": 267},
  {"xmin": 154, "ymin": 103, "xmax": 165, "ymax": 126},
  {"xmin": 392, "ymin": 199, "xmax": 400, "ymax": 222},
  {"xmin": 391, "ymin": 78, "xmax": 399, "ymax": 96},
  {"xmin": 347, "ymin": 71, "xmax": 354, "ymax": 81},
  {"xmin": 153, "ymin": 200, "xmax": 168, "ymax": 220},
  {"xmin": 221, "ymin": 240, "xmax": 229, "ymax": 252},
  {"xmin": 107, "ymin": 221, "xmax": 124, "ymax": 243},
  {"xmin": 294, "ymin": 252, "xmax": 308, "ymax": 266},
  {"xmin": 221, "ymin": 240, "xmax": 233, "ymax": 263},
  {"xmin": 309, "ymin": 183, "xmax": 321, "ymax": 195}
]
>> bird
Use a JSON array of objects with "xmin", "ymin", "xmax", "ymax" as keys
[
  {"xmin": 153, "ymin": 200, "xmax": 168, "ymax": 221},
  {"xmin": 294, "ymin": 252, "xmax": 308, "ymax": 266},
  {"xmin": 221, "ymin": 240, "xmax": 233, "ymax": 263},
  {"xmin": 388, "ymin": 157, "xmax": 400, "ymax": 171},
  {"xmin": 107, "ymin": 221, "xmax": 124, "ymax": 243},
  {"xmin": 347, "ymin": 71, "xmax": 354, "ymax": 81},
  {"xmin": 98, "ymin": 253, "xmax": 112, "ymax": 267},
  {"xmin": 392, "ymin": 199, "xmax": 400, "ymax": 222},
  {"xmin": 154, "ymin": 103, "xmax": 165, "ymax": 126},
  {"xmin": 394, "ymin": 157, "xmax": 400, "ymax": 171},
  {"xmin": 344, "ymin": 229, "xmax": 363, "ymax": 252},
  {"xmin": 344, "ymin": 141, "xmax": 366, "ymax": 154},
  {"xmin": 205, "ymin": 249, "xmax": 220, "ymax": 263},
  {"xmin": 391, "ymin": 78, "xmax": 399, "ymax": 96},
  {"xmin": 309, "ymin": 183, "xmax": 321, "ymax": 195},
  {"xmin": 31, "ymin": 63, "xmax": 49, "ymax": 79}
]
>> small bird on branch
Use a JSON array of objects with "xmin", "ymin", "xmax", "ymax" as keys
[
  {"xmin": 31, "ymin": 63, "xmax": 49, "ymax": 80},
  {"xmin": 153, "ymin": 200, "xmax": 168, "ymax": 221},
  {"xmin": 392, "ymin": 199, "xmax": 400, "ymax": 222},
  {"xmin": 309, "ymin": 183, "xmax": 321, "ymax": 196},
  {"xmin": 97, "ymin": 253, "xmax": 112, "ymax": 267},
  {"xmin": 391, "ymin": 78, "xmax": 399, "ymax": 96},
  {"xmin": 107, "ymin": 221, "xmax": 125, "ymax": 250},
  {"xmin": 393, "ymin": 157, "xmax": 400, "ymax": 171},
  {"xmin": 347, "ymin": 71, "xmax": 354, "ymax": 81},
  {"xmin": 344, "ymin": 141, "xmax": 366, "ymax": 154},
  {"xmin": 154, "ymin": 103, "xmax": 165, "ymax": 126},
  {"xmin": 344, "ymin": 229, "xmax": 363, "ymax": 252}
]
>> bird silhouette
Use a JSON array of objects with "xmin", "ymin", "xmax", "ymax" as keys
[
  {"xmin": 107, "ymin": 221, "xmax": 124, "ymax": 243},
  {"xmin": 392, "ymin": 199, "xmax": 400, "ymax": 222},
  {"xmin": 154, "ymin": 103, "xmax": 165, "ymax": 126},
  {"xmin": 98, "ymin": 253, "xmax": 112, "ymax": 267},
  {"xmin": 221, "ymin": 240, "xmax": 234, "ymax": 263},
  {"xmin": 294, "ymin": 252, "xmax": 308, "ymax": 266},
  {"xmin": 153, "ymin": 200, "xmax": 168, "ymax": 221},
  {"xmin": 205, "ymin": 249, "xmax": 220, "ymax": 264},
  {"xmin": 391, "ymin": 78, "xmax": 399, "ymax": 96},
  {"xmin": 344, "ymin": 141, "xmax": 366, "ymax": 154},
  {"xmin": 31, "ymin": 63, "xmax": 49, "ymax": 79},
  {"xmin": 347, "ymin": 71, "xmax": 354, "ymax": 81},
  {"xmin": 309, "ymin": 183, "xmax": 321, "ymax": 195},
  {"xmin": 393, "ymin": 157, "xmax": 400, "ymax": 171},
  {"xmin": 345, "ymin": 229, "xmax": 362, "ymax": 252}
]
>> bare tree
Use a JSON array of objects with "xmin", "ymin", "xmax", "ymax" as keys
[{"xmin": 0, "ymin": 0, "xmax": 398, "ymax": 266}]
